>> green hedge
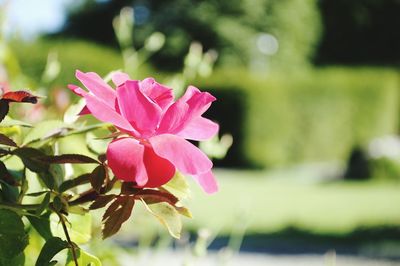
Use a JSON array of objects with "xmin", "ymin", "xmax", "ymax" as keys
[{"xmin": 197, "ymin": 68, "xmax": 400, "ymax": 168}]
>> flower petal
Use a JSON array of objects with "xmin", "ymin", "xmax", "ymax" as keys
[
  {"xmin": 117, "ymin": 80, "xmax": 162, "ymax": 136},
  {"xmin": 150, "ymin": 134, "xmax": 212, "ymax": 175},
  {"xmin": 176, "ymin": 117, "xmax": 219, "ymax": 141},
  {"xmin": 82, "ymin": 91, "xmax": 136, "ymax": 133},
  {"xmin": 143, "ymin": 146, "xmax": 176, "ymax": 188},
  {"xmin": 140, "ymin": 78, "xmax": 174, "ymax": 110},
  {"xmin": 157, "ymin": 100, "xmax": 189, "ymax": 134},
  {"xmin": 106, "ymin": 138, "xmax": 147, "ymax": 186},
  {"xmin": 112, "ymin": 72, "xmax": 130, "ymax": 87},
  {"xmin": 76, "ymin": 70, "xmax": 116, "ymax": 106},
  {"xmin": 193, "ymin": 170, "xmax": 218, "ymax": 194}
]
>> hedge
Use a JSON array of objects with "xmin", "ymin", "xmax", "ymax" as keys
[{"xmin": 197, "ymin": 68, "xmax": 400, "ymax": 168}]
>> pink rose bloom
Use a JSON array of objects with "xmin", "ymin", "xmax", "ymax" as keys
[{"xmin": 69, "ymin": 70, "xmax": 218, "ymax": 193}]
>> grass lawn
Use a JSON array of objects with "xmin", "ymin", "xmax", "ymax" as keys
[{"xmin": 184, "ymin": 167, "xmax": 400, "ymax": 235}]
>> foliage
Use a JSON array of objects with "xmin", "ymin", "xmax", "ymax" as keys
[
  {"xmin": 317, "ymin": 0, "xmax": 400, "ymax": 65},
  {"xmin": 197, "ymin": 67, "xmax": 400, "ymax": 168},
  {"xmin": 56, "ymin": 0, "xmax": 322, "ymax": 71}
]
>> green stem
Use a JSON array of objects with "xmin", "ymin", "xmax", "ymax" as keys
[{"xmin": 57, "ymin": 212, "xmax": 79, "ymax": 266}]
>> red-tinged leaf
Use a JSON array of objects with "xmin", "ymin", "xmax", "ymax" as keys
[
  {"xmin": 37, "ymin": 154, "xmax": 99, "ymax": 164},
  {"xmin": 59, "ymin": 173, "xmax": 91, "ymax": 192},
  {"xmin": 0, "ymin": 161, "xmax": 16, "ymax": 185},
  {"xmin": 135, "ymin": 189, "xmax": 179, "ymax": 206},
  {"xmin": 89, "ymin": 194, "xmax": 117, "ymax": 210},
  {"xmin": 2, "ymin": 90, "xmax": 38, "ymax": 104},
  {"xmin": 0, "ymin": 133, "xmax": 17, "ymax": 147},
  {"xmin": 0, "ymin": 100, "xmax": 9, "ymax": 122},
  {"xmin": 90, "ymin": 165, "xmax": 107, "ymax": 193},
  {"xmin": 102, "ymin": 196, "xmax": 135, "ymax": 239},
  {"xmin": 12, "ymin": 147, "xmax": 49, "ymax": 173}
]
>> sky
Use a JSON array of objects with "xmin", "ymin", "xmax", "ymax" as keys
[{"xmin": 1, "ymin": 0, "xmax": 80, "ymax": 38}]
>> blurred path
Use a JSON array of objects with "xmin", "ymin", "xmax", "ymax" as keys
[{"xmin": 120, "ymin": 250, "xmax": 400, "ymax": 266}]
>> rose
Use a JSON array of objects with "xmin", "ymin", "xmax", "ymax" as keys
[{"xmin": 69, "ymin": 70, "xmax": 219, "ymax": 193}]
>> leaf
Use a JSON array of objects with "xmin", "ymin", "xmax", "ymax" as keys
[
  {"xmin": 0, "ymin": 133, "xmax": 17, "ymax": 147},
  {"xmin": 89, "ymin": 194, "xmax": 117, "ymax": 210},
  {"xmin": 0, "ymin": 116, "xmax": 31, "ymax": 127},
  {"xmin": 59, "ymin": 173, "xmax": 91, "ymax": 192},
  {"xmin": 0, "ymin": 252, "xmax": 24, "ymax": 266},
  {"xmin": 13, "ymin": 148, "xmax": 49, "ymax": 173},
  {"xmin": 23, "ymin": 120, "xmax": 65, "ymax": 145},
  {"xmin": 27, "ymin": 212, "xmax": 53, "ymax": 240},
  {"xmin": 37, "ymin": 154, "xmax": 99, "ymax": 164},
  {"xmin": 0, "ymin": 180, "xmax": 19, "ymax": 202},
  {"xmin": 37, "ymin": 171, "xmax": 55, "ymax": 190},
  {"xmin": 35, "ymin": 237, "xmax": 69, "ymax": 266},
  {"xmin": 90, "ymin": 165, "xmax": 106, "ymax": 193},
  {"xmin": 66, "ymin": 249, "xmax": 102, "ymax": 266},
  {"xmin": 50, "ymin": 213, "xmax": 92, "ymax": 244},
  {"xmin": 36, "ymin": 192, "xmax": 51, "ymax": 215},
  {"xmin": 0, "ymin": 161, "xmax": 17, "ymax": 185},
  {"xmin": 2, "ymin": 90, "xmax": 39, "ymax": 103},
  {"xmin": 0, "ymin": 100, "xmax": 9, "ymax": 123},
  {"xmin": 141, "ymin": 200, "xmax": 182, "ymax": 239},
  {"xmin": 163, "ymin": 172, "xmax": 191, "ymax": 200},
  {"xmin": 102, "ymin": 196, "xmax": 135, "ymax": 239},
  {"xmin": 136, "ymin": 189, "xmax": 179, "ymax": 206},
  {"xmin": 63, "ymin": 98, "xmax": 86, "ymax": 124},
  {"xmin": 0, "ymin": 209, "xmax": 29, "ymax": 258}
]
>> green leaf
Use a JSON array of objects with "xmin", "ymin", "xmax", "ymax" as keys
[
  {"xmin": 13, "ymin": 148, "xmax": 49, "ymax": 173},
  {"xmin": 37, "ymin": 171, "xmax": 55, "ymax": 190},
  {"xmin": 23, "ymin": 120, "xmax": 65, "ymax": 145},
  {"xmin": 36, "ymin": 192, "xmax": 51, "ymax": 215},
  {"xmin": 86, "ymin": 132, "xmax": 109, "ymax": 155},
  {"xmin": 89, "ymin": 194, "xmax": 117, "ymax": 210},
  {"xmin": 0, "ymin": 209, "xmax": 29, "ymax": 258},
  {"xmin": 102, "ymin": 196, "xmax": 135, "ymax": 239},
  {"xmin": 163, "ymin": 172, "xmax": 191, "ymax": 200},
  {"xmin": 0, "ymin": 116, "xmax": 31, "ymax": 127},
  {"xmin": 63, "ymin": 98, "xmax": 86, "ymax": 124},
  {"xmin": 27, "ymin": 212, "xmax": 53, "ymax": 240},
  {"xmin": 0, "ymin": 252, "xmax": 24, "ymax": 266},
  {"xmin": 38, "ymin": 154, "xmax": 99, "ymax": 164},
  {"xmin": 35, "ymin": 237, "xmax": 69, "ymax": 266},
  {"xmin": 66, "ymin": 249, "xmax": 102, "ymax": 266},
  {"xmin": 0, "ymin": 133, "xmax": 17, "ymax": 147},
  {"xmin": 90, "ymin": 165, "xmax": 106, "ymax": 193},
  {"xmin": 141, "ymin": 200, "xmax": 182, "ymax": 239},
  {"xmin": 50, "ymin": 212, "xmax": 92, "ymax": 244},
  {"xmin": 59, "ymin": 173, "xmax": 91, "ymax": 192}
]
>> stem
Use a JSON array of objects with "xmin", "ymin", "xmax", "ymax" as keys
[{"xmin": 57, "ymin": 212, "xmax": 79, "ymax": 266}]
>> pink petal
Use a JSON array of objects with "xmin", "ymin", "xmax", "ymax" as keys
[
  {"xmin": 83, "ymin": 91, "xmax": 136, "ymax": 133},
  {"xmin": 76, "ymin": 70, "xmax": 116, "ymax": 106},
  {"xmin": 143, "ymin": 146, "xmax": 176, "ymax": 188},
  {"xmin": 117, "ymin": 80, "xmax": 162, "ymax": 136},
  {"xmin": 176, "ymin": 117, "xmax": 219, "ymax": 141},
  {"xmin": 157, "ymin": 100, "xmax": 189, "ymax": 134},
  {"xmin": 150, "ymin": 134, "xmax": 213, "ymax": 175},
  {"xmin": 67, "ymin": 84, "xmax": 85, "ymax": 97},
  {"xmin": 184, "ymin": 86, "xmax": 216, "ymax": 117},
  {"xmin": 194, "ymin": 170, "xmax": 218, "ymax": 194},
  {"xmin": 106, "ymin": 138, "xmax": 147, "ymax": 186},
  {"xmin": 112, "ymin": 72, "xmax": 130, "ymax": 87},
  {"xmin": 140, "ymin": 78, "xmax": 174, "ymax": 110}
]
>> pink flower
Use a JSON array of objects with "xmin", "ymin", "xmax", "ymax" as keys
[{"xmin": 69, "ymin": 70, "xmax": 219, "ymax": 193}]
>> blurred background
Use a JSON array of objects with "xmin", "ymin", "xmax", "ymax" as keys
[{"xmin": 1, "ymin": 0, "xmax": 400, "ymax": 265}]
